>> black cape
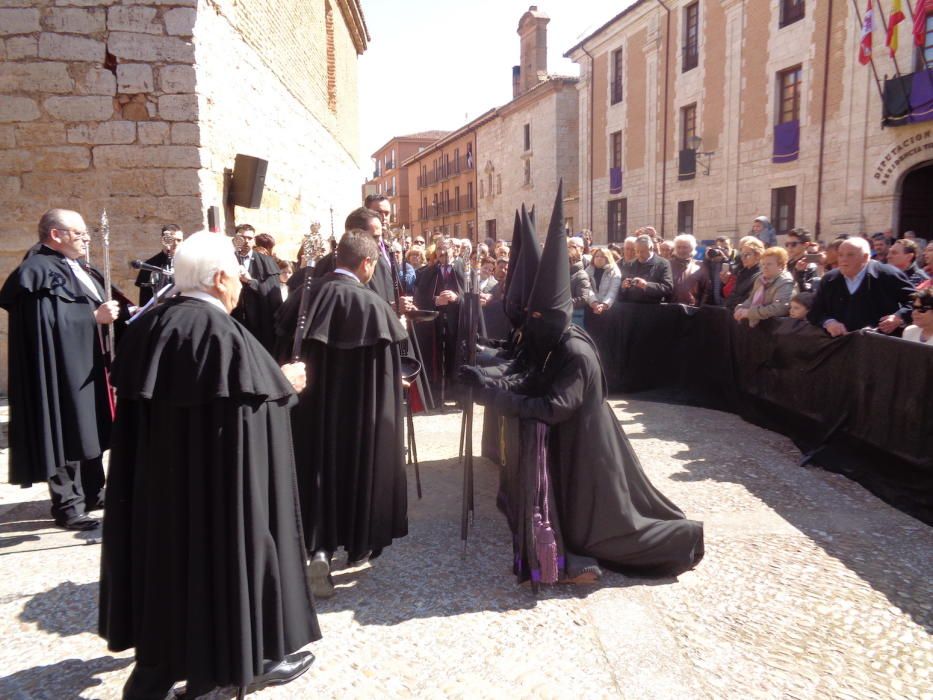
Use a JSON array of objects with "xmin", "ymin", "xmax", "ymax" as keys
[
  {"xmin": 0, "ymin": 246, "xmax": 111, "ymax": 485},
  {"xmin": 232, "ymin": 251, "xmax": 283, "ymax": 352},
  {"xmin": 483, "ymin": 325, "xmax": 704, "ymax": 577},
  {"xmin": 274, "ymin": 273, "xmax": 409, "ymax": 558},
  {"xmin": 99, "ymin": 296, "xmax": 320, "ymax": 689}
]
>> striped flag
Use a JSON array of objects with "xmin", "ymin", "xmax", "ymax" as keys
[
  {"xmin": 886, "ymin": 0, "xmax": 904, "ymax": 56},
  {"xmin": 859, "ymin": 0, "xmax": 874, "ymax": 65},
  {"xmin": 915, "ymin": 0, "xmax": 930, "ymax": 48}
]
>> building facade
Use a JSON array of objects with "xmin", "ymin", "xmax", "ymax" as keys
[
  {"xmin": 566, "ymin": 0, "xmax": 933, "ymax": 244},
  {"xmin": 0, "ymin": 0, "xmax": 369, "ymax": 391},
  {"xmin": 362, "ymin": 130, "xmax": 449, "ymax": 230}
]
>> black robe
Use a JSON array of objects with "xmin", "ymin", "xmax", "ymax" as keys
[
  {"xmin": 274, "ymin": 273, "xmax": 409, "ymax": 559},
  {"xmin": 134, "ymin": 250, "xmax": 173, "ymax": 306},
  {"xmin": 0, "ymin": 247, "xmax": 112, "ymax": 485},
  {"xmin": 99, "ymin": 296, "xmax": 319, "ymax": 690},
  {"xmin": 232, "ymin": 251, "xmax": 283, "ymax": 352},
  {"xmin": 481, "ymin": 325, "xmax": 704, "ymax": 577},
  {"xmin": 413, "ymin": 261, "xmax": 466, "ymax": 394}
]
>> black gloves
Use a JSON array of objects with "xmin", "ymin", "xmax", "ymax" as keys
[{"xmin": 457, "ymin": 365, "xmax": 488, "ymax": 388}]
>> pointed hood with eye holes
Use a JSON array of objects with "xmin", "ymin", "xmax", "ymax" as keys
[
  {"xmin": 503, "ymin": 204, "xmax": 541, "ymax": 328},
  {"xmin": 522, "ymin": 181, "xmax": 571, "ymax": 365}
]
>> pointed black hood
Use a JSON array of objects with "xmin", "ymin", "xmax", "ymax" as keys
[
  {"xmin": 523, "ymin": 181, "xmax": 571, "ymax": 362},
  {"xmin": 501, "ymin": 209, "xmax": 521, "ymax": 301},
  {"xmin": 504, "ymin": 204, "xmax": 541, "ymax": 328}
]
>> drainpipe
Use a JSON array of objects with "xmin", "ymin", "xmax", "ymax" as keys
[
  {"xmin": 815, "ymin": 0, "xmax": 834, "ymax": 240},
  {"xmin": 581, "ymin": 44, "xmax": 595, "ymax": 232},
  {"xmin": 656, "ymin": 0, "xmax": 671, "ymax": 237}
]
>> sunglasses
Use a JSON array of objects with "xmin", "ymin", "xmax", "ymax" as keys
[{"xmin": 913, "ymin": 305, "xmax": 931, "ymax": 312}]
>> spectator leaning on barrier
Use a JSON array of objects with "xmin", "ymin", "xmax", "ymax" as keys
[
  {"xmin": 785, "ymin": 228, "xmax": 820, "ymax": 292},
  {"xmin": 586, "ymin": 246, "xmax": 622, "ymax": 315},
  {"xmin": 789, "ymin": 291, "xmax": 814, "ymax": 320},
  {"xmin": 724, "ymin": 237, "xmax": 764, "ymax": 311},
  {"xmin": 887, "ymin": 239, "xmax": 930, "ymax": 288},
  {"xmin": 807, "ymin": 237, "xmax": 915, "ymax": 337},
  {"xmin": 619, "ymin": 234, "xmax": 674, "ymax": 303},
  {"xmin": 751, "ymin": 215, "xmax": 778, "ymax": 247},
  {"xmin": 734, "ymin": 247, "xmax": 797, "ymax": 327},
  {"xmin": 902, "ymin": 288, "xmax": 933, "ymax": 345},
  {"xmin": 669, "ymin": 234, "xmax": 705, "ymax": 305}
]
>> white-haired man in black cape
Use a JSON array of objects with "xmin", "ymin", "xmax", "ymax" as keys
[
  {"xmin": 460, "ymin": 184, "xmax": 704, "ymax": 584},
  {"xmin": 99, "ymin": 232, "xmax": 319, "ymax": 699}
]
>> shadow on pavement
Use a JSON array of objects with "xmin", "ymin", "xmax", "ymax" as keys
[
  {"xmin": 0, "ymin": 654, "xmax": 131, "ymax": 700},
  {"xmin": 20, "ymin": 580, "xmax": 99, "ymax": 637}
]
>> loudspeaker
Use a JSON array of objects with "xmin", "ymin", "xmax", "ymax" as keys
[{"xmin": 229, "ymin": 154, "xmax": 267, "ymax": 209}]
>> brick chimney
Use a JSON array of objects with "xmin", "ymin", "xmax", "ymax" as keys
[{"xmin": 517, "ymin": 5, "xmax": 550, "ymax": 96}]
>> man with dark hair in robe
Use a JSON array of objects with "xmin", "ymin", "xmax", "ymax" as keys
[
  {"xmin": 461, "ymin": 184, "xmax": 704, "ymax": 584},
  {"xmin": 100, "ymin": 231, "xmax": 318, "ymax": 699},
  {"xmin": 275, "ymin": 230, "xmax": 408, "ymax": 599},
  {"xmin": 134, "ymin": 223, "xmax": 183, "ymax": 306},
  {"xmin": 231, "ymin": 223, "xmax": 283, "ymax": 352},
  {"xmin": 0, "ymin": 208, "xmax": 119, "ymax": 531}
]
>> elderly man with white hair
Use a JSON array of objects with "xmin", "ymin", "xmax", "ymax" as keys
[
  {"xmin": 619, "ymin": 233, "xmax": 673, "ymax": 303},
  {"xmin": 807, "ymin": 236, "xmax": 914, "ymax": 337},
  {"xmin": 100, "ymin": 231, "xmax": 319, "ymax": 699},
  {"xmin": 669, "ymin": 233, "xmax": 705, "ymax": 305}
]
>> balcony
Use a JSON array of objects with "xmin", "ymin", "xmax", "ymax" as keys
[{"xmin": 882, "ymin": 69, "xmax": 933, "ymax": 127}]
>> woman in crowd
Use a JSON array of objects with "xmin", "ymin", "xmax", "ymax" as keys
[
  {"xmin": 724, "ymin": 237, "xmax": 764, "ymax": 310},
  {"xmin": 902, "ymin": 288, "xmax": 933, "ymax": 345},
  {"xmin": 733, "ymin": 247, "xmax": 796, "ymax": 326},
  {"xmin": 658, "ymin": 240, "xmax": 675, "ymax": 260},
  {"xmin": 586, "ymin": 246, "xmax": 622, "ymax": 316},
  {"xmin": 275, "ymin": 257, "xmax": 293, "ymax": 302},
  {"xmin": 253, "ymin": 233, "xmax": 275, "ymax": 257}
]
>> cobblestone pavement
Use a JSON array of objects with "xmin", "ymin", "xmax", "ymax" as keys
[{"xmin": 0, "ymin": 399, "xmax": 930, "ymax": 699}]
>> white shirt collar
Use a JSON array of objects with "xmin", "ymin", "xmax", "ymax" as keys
[
  {"xmin": 333, "ymin": 268, "xmax": 361, "ymax": 283},
  {"xmin": 180, "ymin": 290, "xmax": 228, "ymax": 313}
]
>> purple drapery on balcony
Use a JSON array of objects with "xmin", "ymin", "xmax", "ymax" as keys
[
  {"xmin": 609, "ymin": 167, "xmax": 623, "ymax": 194},
  {"xmin": 773, "ymin": 120, "xmax": 799, "ymax": 164}
]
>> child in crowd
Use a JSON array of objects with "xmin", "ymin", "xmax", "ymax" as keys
[{"xmin": 789, "ymin": 291, "xmax": 814, "ymax": 320}]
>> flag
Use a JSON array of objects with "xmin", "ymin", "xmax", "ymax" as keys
[
  {"xmin": 859, "ymin": 0, "xmax": 874, "ymax": 66},
  {"xmin": 915, "ymin": 0, "xmax": 930, "ymax": 48},
  {"xmin": 886, "ymin": 0, "xmax": 904, "ymax": 56}
]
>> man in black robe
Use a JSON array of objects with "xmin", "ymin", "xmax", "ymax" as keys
[
  {"xmin": 231, "ymin": 223, "xmax": 283, "ymax": 352},
  {"xmin": 275, "ymin": 231, "xmax": 408, "ymax": 599},
  {"xmin": 134, "ymin": 223, "xmax": 183, "ymax": 306},
  {"xmin": 461, "ymin": 184, "xmax": 704, "ymax": 583},
  {"xmin": 0, "ymin": 208, "xmax": 119, "ymax": 530},
  {"xmin": 100, "ymin": 231, "xmax": 318, "ymax": 699}
]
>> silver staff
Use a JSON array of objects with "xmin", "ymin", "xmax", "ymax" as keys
[{"xmin": 99, "ymin": 209, "xmax": 115, "ymax": 363}]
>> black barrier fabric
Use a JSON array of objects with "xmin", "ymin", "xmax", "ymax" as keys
[{"xmin": 577, "ymin": 303, "xmax": 933, "ymax": 523}]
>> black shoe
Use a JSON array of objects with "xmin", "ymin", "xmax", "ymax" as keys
[
  {"xmin": 55, "ymin": 513, "xmax": 100, "ymax": 531},
  {"xmin": 249, "ymin": 651, "xmax": 315, "ymax": 692},
  {"xmin": 308, "ymin": 551, "xmax": 334, "ymax": 599},
  {"xmin": 346, "ymin": 550, "xmax": 371, "ymax": 567}
]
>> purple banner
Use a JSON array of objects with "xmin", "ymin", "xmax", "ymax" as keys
[
  {"xmin": 773, "ymin": 119, "xmax": 799, "ymax": 164},
  {"xmin": 908, "ymin": 70, "xmax": 933, "ymax": 125},
  {"xmin": 609, "ymin": 167, "xmax": 623, "ymax": 194}
]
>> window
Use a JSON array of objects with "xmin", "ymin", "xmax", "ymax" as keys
[
  {"xmin": 611, "ymin": 131, "xmax": 622, "ymax": 169},
  {"xmin": 683, "ymin": 2, "xmax": 699, "ymax": 72},
  {"xmin": 454, "ymin": 223, "xmax": 461, "ymax": 236},
  {"xmin": 780, "ymin": 0, "xmax": 805, "ymax": 28},
  {"xmin": 432, "ymin": 193, "xmax": 438, "ymax": 216},
  {"xmin": 496, "ymin": 174, "xmax": 502, "ymax": 195},
  {"xmin": 611, "ymin": 48, "xmax": 624, "ymax": 104},
  {"xmin": 777, "ymin": 66, "xmax": 802, "ymax": 124},
  {"xmin": 487, "ymin": 172, "xmax": 494, "ymax": 197},
  {"xmin": 454, "ymin": 148, "xmax": 460, "ymax": 173},
  {"xmin": 681, "ymin": 103, "xmax": 697, "ymax": 150},
  {"xmin": 467, "ymin": 220, "xmax": 474, "ymax": 239},
  {"xmin": 771, "ymin": 186, "xmax": 796, "ymax": 234},
  {"xmin": 486, "ymin": 219, "xmax": 497, "ymax": 239},
  {"xmin": 523, "ymin": 123, "xmax": 531, "ymax": 151},
  {"xmin": 608, "ymin": 199, "xmax": 627, "ymax": 243},
  {"xmin": 467, "ymin": 182, "xmax": 473, "ymax": 208},
  {"xmin": 917, "ymin": 11, "xmax": 933, "ymax": 72},
  {"xmin": 422, "ymin": 197, "xmax": 428, "ymax": 219},
  {"xmin": 454, "ymin": 185, "xmax": 460, "ymax": 212},
  {"xmin": 524, "ymin": 159, "xmax": 532, "ymax": 186},
  {"xmin": 677, "ymin": 201, "xmax": 694, "ymax": 235},
  {"xmin": 479, "ymin": 180, "xmax": 485, "ymax": 199}
]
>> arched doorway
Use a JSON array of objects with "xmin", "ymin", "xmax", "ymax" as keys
[{"xmin": 898, "ymin": 161, "xmax": 933, "ymax": 238}]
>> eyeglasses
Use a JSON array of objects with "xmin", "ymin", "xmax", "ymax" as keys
[
  {"xmin": 786, "ymin": 242, "xmax": 801, "ymax": 247},
  {"xmin": 741, "ymin": 252, "xmax": 758, "ymax": 259},
  {"xmin": 57, "ymin": 228, "xmax": 89, "ymax": 239}
]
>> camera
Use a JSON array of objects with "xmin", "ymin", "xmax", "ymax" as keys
[{"xmin": 705, "ymin": 247, "xmax": 727, "ymax": 261}]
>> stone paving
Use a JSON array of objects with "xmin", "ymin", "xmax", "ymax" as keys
[{"xmin": 0, "ymin": 399, "xmax": 930, "ymax": 699}]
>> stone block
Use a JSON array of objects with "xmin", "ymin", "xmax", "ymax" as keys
[
  {"xmin": 74, "ymin": 66, "xmax": 117, "ymax": 96},
  {"xmin": 20, "ymin": 170, "xmax": 106, "ymax": 198},
  {"xmin": 0, "ymin": 8, "xmax": 40, "ymax": 35},
  {"xmin": 0, "ymin": 176, "xmax": 20, "ymax": 200},
  {"xmin": 33, "ymin": 146, "xmax": 91, "ymax": 171},
  {"xmin": 107, "ymin": 32, "xmax": 194, "ymax": 63},
  {"xmin": 107, "ymin": 169, "xmax": 166, "ymax": 196},
  {"xmin": 138, "ymin": 121, "xmax": 169, "ymax": 144},
  {"xmin": 66, "ymin": 121, "xmax": 136, "ymax": 145},
  {"xmin": 44, "ymin": 96, "xmax": 115, "ymax": 121},
  {"xmin": 43, "ymin": 8, "xmax": 106, "ymax": 34},
  {"xmin": 92, "ymin": 144, "xmax": 202, "ymax": 169},
  {"xmin": 120, "ymin": 102, "xmax": 150, "ymax": 121},
  {"xmin": 117, "ymin": 63, "xmax": 154, "ymax": 93},
  {"xmin": 0, "ymin": 125, "xmax": 15, "ymax": 148},
  {"xmin": 170, "ymin": 122, "xmax": 199, "ymax": 145},
  {"xmin": 5, "ymin": 36, "xmax": 37, "ymax": 59},
  {"xmin": 15, "ymin": 123, "xmax": 67, "ymax": 147},
  {"xmin": 0, "ymin": 149, "xmax": 34, "ymax": 172},
  {"xmin": 157, "ymin": 94, "xmax": 198, "ymax": 121},
  {"xmin": 124, "ymin": 0, "xmax": 196, "ymax": 5},
  {"xmin": 157, "ymin": 64, "xmax": 196, "ymax": 93},
  {"xmin": 38, "ymin": 33, "xmax": 105, "ymax": 62},
  {"xmin": 0, "ymin": 62, "xmax": 74, "ymax": 94},
  {"xmin": 0, "ymin": 97, "xmax": 40, "ymax": 123},
  {"xmin": 163, "ymin": 168, "xmax": 199, "ymax": 195},
  {"xmin": 107, "ymin": 6, "xmax": 161, "ymax": 35},
  {"xmin": 163, "ymin": 8, "xmax": 195, "ymax": 36},
  {"xmin": 54, "ymin": 0, "xmax": 119, "ymax": 6}
]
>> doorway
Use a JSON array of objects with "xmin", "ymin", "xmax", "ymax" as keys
[{"xmin": 898, "ymin": 161, "xmax": 933, "ymax": 238}]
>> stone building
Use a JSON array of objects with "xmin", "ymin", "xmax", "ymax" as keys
[
  {"xmin": 362, "ymin": 130, "xmax": 450, "ymax": 230},
  {"xmin": 475, "ymin": 6, "xmax": 579, "ymax": 242},
  {"xmin": 0, "ymin": 0, "xmax": 369, "ymax": 391},
  {"xmin": 565, "ymin": 0, "xmax": 933, "ymax": 244}
]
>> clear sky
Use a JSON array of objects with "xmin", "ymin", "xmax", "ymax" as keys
[{"xmin": 357, "ymin": 0, "xmax": 637, "ymax": 163}]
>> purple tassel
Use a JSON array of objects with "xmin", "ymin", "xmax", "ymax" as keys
[{"xmin": 533, "ymin": 423, "xmax": 559, "ymax": 584}]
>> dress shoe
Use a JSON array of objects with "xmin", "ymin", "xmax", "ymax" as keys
[
  {"xmin": 346, "ymin": 550, "xmax": 371, "ymax": 567},
  {"xmin": 560, "ymin": 564, "xmax": 603, "ymax": 584},
  {"xmin": 55, "ymin": 513, "xmax": 100, "ymax": 531},
  {"xmin": 248, "ymin": 651, "xmax": 315, "ymax": 692},
  {"xmin": 307, "ymin": 551, "xmax": 334, "ymax": 599}
]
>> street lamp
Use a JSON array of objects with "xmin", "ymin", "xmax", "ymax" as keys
[{"xmin": 687, "ymin": 135, "xmax": 715, "ymax": 176}]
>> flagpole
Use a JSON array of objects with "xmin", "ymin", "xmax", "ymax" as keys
[
  {"xmin": 904, "ymin": 0, "xmax": 933, "ymax": 74},
  {"xmin": 876, "ymin": 0, "xmax": 914, "ymax": 115},
  {"xmin": 851, "ymin": 0, "xmax": 888, "ymax": 102}
]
